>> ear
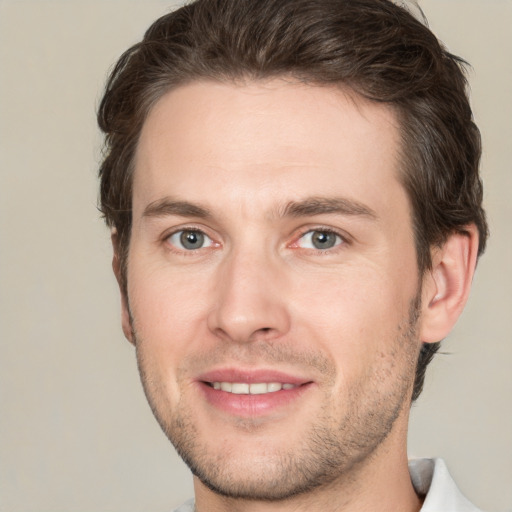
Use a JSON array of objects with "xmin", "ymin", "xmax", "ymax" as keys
[
  {"xmin": 111, "ymin": 230, "xmax": 135, "ymax": 345},
  {"xmin": 420, "ymin": 225, "xmax": 479, "ymax": 343}
]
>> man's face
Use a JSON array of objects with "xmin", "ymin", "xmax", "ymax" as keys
[{"xmin": 124, "ymin": 80, "xmax": 423, "ymax": 499}]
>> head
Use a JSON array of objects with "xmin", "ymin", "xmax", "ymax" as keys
[
  {"xmin": 98, "ymin": 0, "xmax": 487, "ymax": 403},
  {"xmin": 98, "ymin": 0, "xmax": 487, "ymax": 501}
]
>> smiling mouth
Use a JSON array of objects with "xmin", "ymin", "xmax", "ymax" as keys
[{"xmin": 206, "ymin": 382, "xmax": 299, "ymax": 395}]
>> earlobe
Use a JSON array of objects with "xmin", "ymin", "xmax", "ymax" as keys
[
  {"xmin": 111, "ymin": 230, "xmax": 135, "ymax": 345},
  {"xmin": 420, "ymin": 225, "xmax": 479, "ymax": 344}
]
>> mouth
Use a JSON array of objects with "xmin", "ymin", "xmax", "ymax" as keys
[
  {"xmin": 206, "ymin": 381, "xmax": 298, "ymax": 394},
  {"xmin": 196, "ymin": 369, "xmax": 314, "ymax": 417}
]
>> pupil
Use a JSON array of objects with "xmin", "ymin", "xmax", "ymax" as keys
[
  {"xmin": 180, "ymin": 230, "xmax": 203, "ymax": 249},
  {"xmin": 312, "ymin": 231, "xmax": 335, "ymax": 249}
]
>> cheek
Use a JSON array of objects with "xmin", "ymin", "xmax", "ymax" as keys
[
  {"xmin": 289, "ymin": 263, "xmax": 417, "ymax": 379},
  {"xmin": 128, "ymin": 264, "xmax": 213, "ymax": 370},
  {"xmin": 294, "ymin": 264, "xmax": 410, "ymax": 329},
  {"xmin": 128, "ymin": 268, "xmax": 215, "ymax": 414}
]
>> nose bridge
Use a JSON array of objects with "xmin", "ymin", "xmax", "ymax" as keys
[{"xmin": 208, "ymin": 240, "xmax": 290, "ymax": 343}]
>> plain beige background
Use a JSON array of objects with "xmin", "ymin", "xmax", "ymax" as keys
[{"xmin": 0, "ymin": 1, "xmax": 510, "ymax": 511}]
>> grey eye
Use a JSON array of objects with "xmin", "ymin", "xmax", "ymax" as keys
[
  {"xmin": 168, "ymin": 230, "xmax": 213, "ymax": 250},
  {"xmin": 298, "ymin": 230, "xmax": 342, "ymax": 250}
]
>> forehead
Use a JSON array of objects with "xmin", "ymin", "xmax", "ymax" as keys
[{"xmin": 133, "ymin": 79, "xmax": 406, "ymax": 222}]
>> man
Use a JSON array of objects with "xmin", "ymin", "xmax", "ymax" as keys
[{"xmin": 97, "ymin": 0, "xmax": 488, "ymax": 510}]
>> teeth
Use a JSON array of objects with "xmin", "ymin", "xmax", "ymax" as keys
[
  {"xmin": 211, "ymin": 382, "xmax": 297, "ymax": 395},
  {"xmin": 250, "ymin": 383, "xmax": 270, "ymax": 394},
  {"xmin": 231, "ymin": 383, "xmax": 249, "ymax": 394}
]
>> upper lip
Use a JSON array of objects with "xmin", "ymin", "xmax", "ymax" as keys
[{"xmin": 197, "ymin": 368, "xmax": 312, "ymax": 385}]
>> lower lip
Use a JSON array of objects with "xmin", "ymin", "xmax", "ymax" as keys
[{"xmin": 197, "ymin": 382, "xmax": 313, "ymax": 417}]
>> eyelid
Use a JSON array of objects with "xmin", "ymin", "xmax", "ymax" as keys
[
  {"xmin": 163, "ymin": 225, "xmax": 220, "ymax": 252},
  {"xmin": 289, "ymin": 226, "xmax": 351, "ymax": 251},
  {"xmin": 169, "ymin": 230, "xmax": 213, "ymax": 248},
  {"xmin": 160, "ymin": 223, "xmax": 350, "ymax": 253}
]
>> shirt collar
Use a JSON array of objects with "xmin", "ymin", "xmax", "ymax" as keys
[{"xmin": 409, "ymin": 458, "xmax": 483, "ymax": 512}]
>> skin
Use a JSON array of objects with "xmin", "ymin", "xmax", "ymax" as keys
[{"xmin": 113, "ymin": 79, "xmax": 479, "ymax": 512}]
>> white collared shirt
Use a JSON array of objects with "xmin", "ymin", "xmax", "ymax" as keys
[{"xmin": 410, "ymin": 458, "xmax": 483, "ymax": 512}]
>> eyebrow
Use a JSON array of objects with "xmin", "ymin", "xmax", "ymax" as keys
[
  {"xmin": 143, "ymin": 198, "xmax": 212, "ymax": 219},
  {"xmin": 142, "ymin": 195, "xmax": 378, "ymax": 221},
  {"xmin": 281, "ymin": 196, "xmax": 378, "ymax": 220}
]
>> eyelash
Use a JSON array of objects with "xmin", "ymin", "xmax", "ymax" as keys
[
  {"xmin": 291, "ymin": 227, "xmax": 349, "ymax": 253},
  {"xmin": 162, "ymin": 226, "xmax": 350, "ymax": 255},
  {"xmin": 163, "ymin": 226, "xmax": 218, "ymax": 255}
]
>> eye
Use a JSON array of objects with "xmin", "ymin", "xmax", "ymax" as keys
[
  {"xmin": 167, "ymin": 229, "xmax": 214, "ymax": 251},
  {"xmin": 296, "ymin": 230, "xmax": 343, "ymax": 250}
]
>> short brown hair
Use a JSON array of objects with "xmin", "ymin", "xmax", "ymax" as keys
[{"xmin": 98, "ymin": 0, "xmax": 488, "ymax": 401}]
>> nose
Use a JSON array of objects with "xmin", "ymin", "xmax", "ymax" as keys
[{"xmin": 207, "ymin": 247, "xmax": 291, "ymax": 344}]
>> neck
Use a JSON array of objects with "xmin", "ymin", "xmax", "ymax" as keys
[{"xmin": 193, "ymin": 414, "xmax": 422, "ymax": 512}]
